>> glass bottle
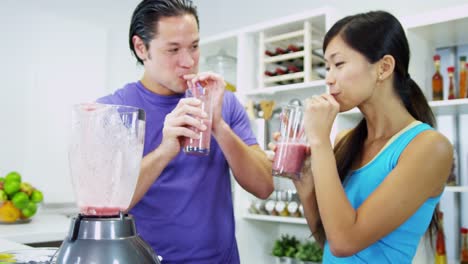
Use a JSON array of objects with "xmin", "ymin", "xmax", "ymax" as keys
[
  {"xmin": 448, "ymin": 66, "xmax": 456, "ymax": 100},
  {"xmin": 265, "ymin": 190, "xmax": 279, "ymax": 216},
  {"xmin": 275, "ymin": 190, "xmax": 289, "ymax": 217},
  {"xmin": 432, "ymin": 55, "xmax": 443, "ymax": 101},
  {"xmin": 460, "ymin": 56, "xmax": 467, "ymax": 99},
  {"xmin": 461, "ymin": 227, "xmax": 468, "ymax": 264},
  {"xmin": 435, "ymin": 211, "xmax": 447, "ymax": 264}
]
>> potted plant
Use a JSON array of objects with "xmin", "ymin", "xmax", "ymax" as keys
[
  {"xmin": 272, "ymin": 234, "xmax": 300, "ymax": 264},
  {"xmin": 294, "ymin": 241, "xmax": 323, "ymax": 264}
]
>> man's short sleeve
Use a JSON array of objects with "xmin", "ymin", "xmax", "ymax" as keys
[{"xmin": 223, "ymin": 92, "xmax": 258, "ymax": 146}]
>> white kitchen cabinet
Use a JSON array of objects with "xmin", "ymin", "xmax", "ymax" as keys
[{"xmin": 199, "ymin": 4, "xmax": 468, "ymax": 263}]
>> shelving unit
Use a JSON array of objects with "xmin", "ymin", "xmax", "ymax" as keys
[
  {"xmin": 198, "ymin": 4, "xmax": 468, "ymax": 264},
  {"xmin": 244, "ymin": 213, "xmax": 307, "ymax": 225},
  {"xmin": 445, "ymin": 186, "xmax": 468, "ymax": 193},
  {"xmin": 244, "ymin": 79, "xmax": 326, "ymax": 96},
  {"xmin": 258, "ymin": 17, "xmax": 326, "ymax": 89}
]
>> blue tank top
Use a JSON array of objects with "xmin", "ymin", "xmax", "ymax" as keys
[{"xmin": 323, "ymin": 122, "xmax": 440, "ymax": 264}]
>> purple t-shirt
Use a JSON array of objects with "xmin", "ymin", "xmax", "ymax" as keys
[{"xmin": 97, "ymin": 81, "xmax": 257, "ymax": 263}]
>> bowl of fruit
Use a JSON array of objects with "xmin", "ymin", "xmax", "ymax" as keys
[{"xmin": 0, "ymin": 171, "xmax": 44, "ymax": 224}]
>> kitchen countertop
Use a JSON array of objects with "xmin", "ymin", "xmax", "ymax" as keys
[
  {"xmin": 0, "ymin": 213, "xmax": 70, "ymax": 244},
  {"xmin": 0, "ymin": 238, "xmax": 32, "ymax": 251}
]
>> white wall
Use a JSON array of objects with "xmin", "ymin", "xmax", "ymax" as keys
[
  {"xmin": 196, "ymin": 0, "xmax": 468, "ymax": 38},
  {"xmin": 0, "ymin": 0, "xmax": 142, "ymax": 203}
]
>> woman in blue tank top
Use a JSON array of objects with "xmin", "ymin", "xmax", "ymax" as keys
[{"xmin": 294, "ymin": 11, "xmax": 454, "ymax": 263}]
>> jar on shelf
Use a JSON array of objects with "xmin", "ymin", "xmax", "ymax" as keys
[
  {"xmin": 249, "ymin": 196, "xmax": 268, "ymax": 215},
  {"xmin": 275, "ymin": 190, "xmax": 289, "ymax": 217},
  {"xmin": 265, "ymin": 190, "xmax": 279, "ymax": 216},
  {"xmin": 287, "ymin": 190, "xmax": 301, "ymax": 217},
  {"xmin": 203, "ymin": 49, "xmax": 237, "ymax": 92}
]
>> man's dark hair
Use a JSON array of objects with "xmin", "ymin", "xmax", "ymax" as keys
[{"xmin": 129, "ymin": 0, "xmax": 199, "ymax": 65}]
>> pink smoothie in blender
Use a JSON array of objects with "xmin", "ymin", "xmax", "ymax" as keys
[{"xmin": 69, "ymin": 103, "xmax": 145, "ymax": 216}]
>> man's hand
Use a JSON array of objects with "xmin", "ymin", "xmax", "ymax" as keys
[
  {"xmin": 184, "ymin": 72, "xmax": 226, "ymax": 132},
  {"xmin": 161, "ymin": 97, "xmax": 208, "ymax": 159}
]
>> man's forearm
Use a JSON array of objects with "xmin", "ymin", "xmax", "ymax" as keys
[
  {"xmin": 128, "ymin": 144, "xmax": 175, "ymax": 209},
  {"xmin": 212, "ymin": 120, "xmax": 274, "ymax": 199}
]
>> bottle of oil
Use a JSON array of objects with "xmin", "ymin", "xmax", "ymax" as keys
[
  {"xmin": 460, "ymin": 56, "xmax": 467, "ymax": 99},
  {"xmin": 435, "ymin": 211, "xmax": 447, "ymax": 264},
  {"xmin": 432, "ymin": 55, "xmax": 443, "ymax": 101},
  {"xmin": 448, "ymin": 66, "xmax": 456, "ymax": 100},
  {"xmin": 461, "ymin": 227, "xmax": 468, "ymax": 264}
]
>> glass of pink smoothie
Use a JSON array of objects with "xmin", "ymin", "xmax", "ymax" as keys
[
  {"xmin": 183, "ymin": 82, "xmax": 213, "ymax": 156},
  {"xmin": 272, "ymin": 105, "xmax": 307, "ymax": 180}
]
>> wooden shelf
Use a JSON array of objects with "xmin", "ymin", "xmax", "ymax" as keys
[
  {"xmin": 244, "ymin": 213, "xmax": 307, "ymax": 225},
  {"xmin": 338, "ymin": 99, "xmax": 468, "ymax": 117},
  {"xmin": 428, "ymin": 98, "xmax": 468, "ymax": 115},
  {"xmin": 265, "ymin": 30, "xmax": 304, "ymax": 43},
  {"xmin": 264, "ymin": 51, "xmax": 305, "ymax": 64},
  {"xmin": 445, "ymin": 186, "xmax": 468, "ymax": 193},
  {"xmin": 263, "ymin": 72, "xmax": 305, "ymax": 84},
  {"xmin": 403, "ymin": 3, "xmax": 468, "ymax": 48},
  {"xmin": 245, "ymin": 79, "xmax": 326, "ymax": 96}
]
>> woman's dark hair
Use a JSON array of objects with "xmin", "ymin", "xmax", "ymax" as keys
[
  {"xmin": 129, "ymin": 0, "xmax": 199, "ymax": 65},
  {"xmin": 318, "ymin": 10, "xmax": 438, "ymax": 243}
]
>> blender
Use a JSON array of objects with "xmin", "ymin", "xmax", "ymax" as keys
[{"xmin": 54, "ymin": 103, "xmax": 161, "ymax": 264}]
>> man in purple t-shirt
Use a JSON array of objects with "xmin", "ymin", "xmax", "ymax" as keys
[{"xmin": 98, "ymin": 0, "xmax": 273, "ymax": 263}]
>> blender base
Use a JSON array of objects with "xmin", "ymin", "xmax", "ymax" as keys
[{"xmin": 54, "ymin": 213, "xmax": 161, "ymax": 264}]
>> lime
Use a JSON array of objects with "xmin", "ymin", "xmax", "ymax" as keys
[
  {"xmin": 0, "ymin": 177, "xmax": 5, "ymax": 183},
  {"xmin": 5, "ymin": 171, "xmax": 21, "ymax": 183},
  {"xmin": 0, "ymin": 190, "xmax": 7, "ymax": 202},
  {"xmin": 31, "ymin": 190, "xmax": 43, "ymax": 203},
  {"xmin": 21, "ymin": 201, "xmax": 37, "ymax": 218},
  {"xmin": 3, "ymin": 180, "xmax": 20, "ymax": 196},
  {"xmin": 12, "ymin": 192, "xmax": 29, "ymax": 209}
]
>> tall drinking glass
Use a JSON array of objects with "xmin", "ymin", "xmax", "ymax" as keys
[
  {"xmin": 272, "ymin": 105, "xmax": 308, "ymax": 180},
  {"xmin": 183, "ymin": 82, "xmax": 213, "ymax": 156}
]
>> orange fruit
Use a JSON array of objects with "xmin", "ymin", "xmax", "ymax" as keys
[{"xmin": 0, "ymin": 201, "xmax": 21, "ymax": 223}]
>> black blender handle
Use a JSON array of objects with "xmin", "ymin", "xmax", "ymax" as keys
[
  {"xmin": 138, "ymin": 108, "xmax": 146, "ymax": 121},
  {"xmin": 70, "ymin": 214, "xmax": 84, "ymax": 241}
]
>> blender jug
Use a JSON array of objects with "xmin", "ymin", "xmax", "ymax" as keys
[
  {"xmin": 68, "ymin": 103, "xmax": 145, "ymax": 215},
  {"xmin": 55, "ymin": 103, "xmax": 161, "ymax": 264}
]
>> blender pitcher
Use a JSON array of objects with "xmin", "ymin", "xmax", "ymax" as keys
[
  {"xmin": 68, "ymin": 103, "xmax": 145, "ymax": 215},
  {"xmin": 55, "ymin": 103, "xmax": 161, "ymax": 264}
]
